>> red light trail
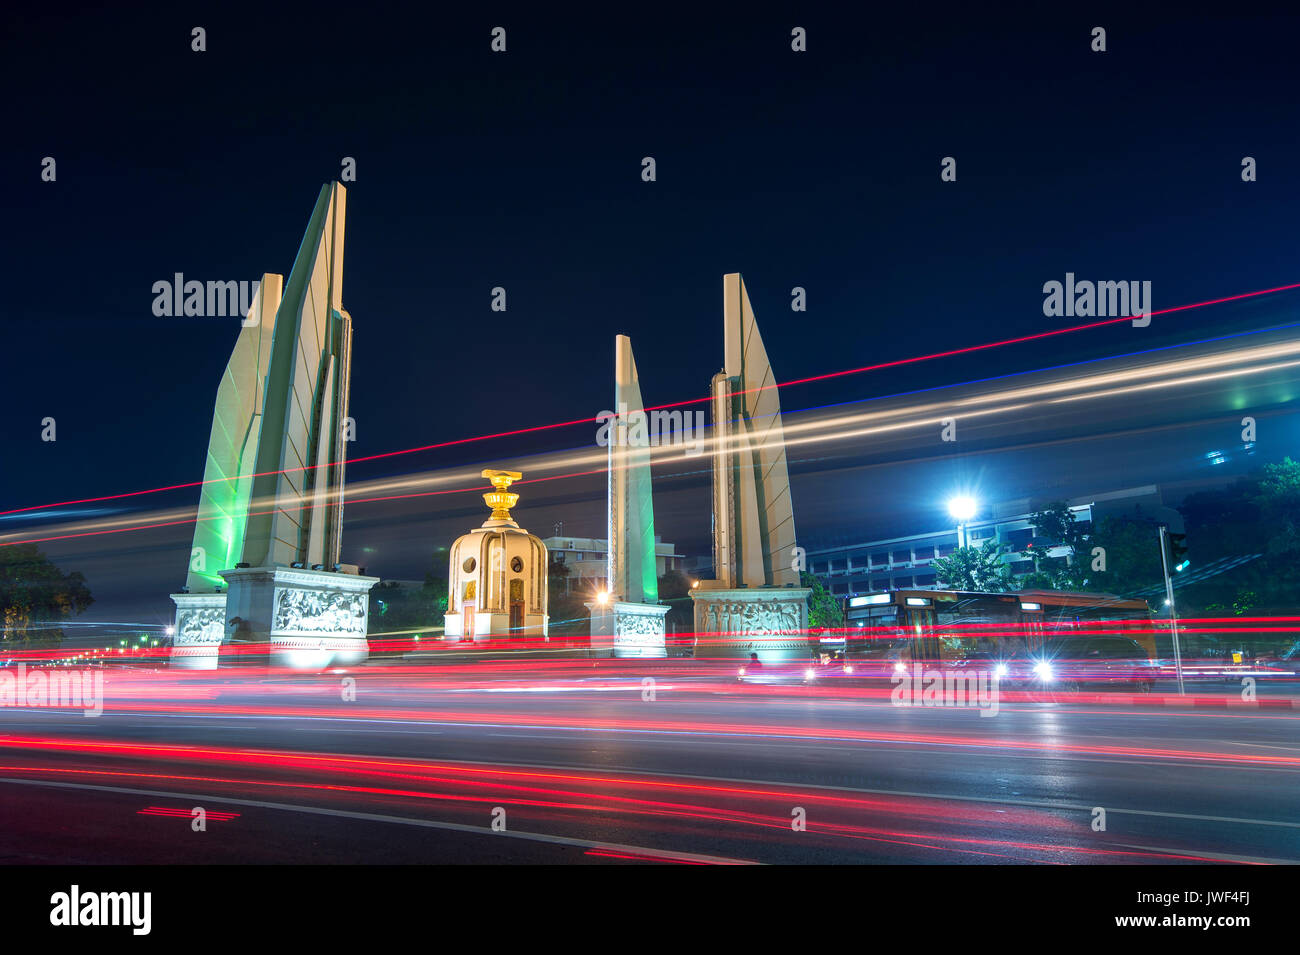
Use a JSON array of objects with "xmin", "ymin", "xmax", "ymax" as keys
[
  {"xmin": 4, "ymin": 279, "xmax": 1297, "ymax": 520},
  {"xmin": 7, "ymin": 678, "xmax": 1285, "ymax": 866},
  {"xmin": 0, "ymin": 735, "xmax": 1253, "ymax": 863}
]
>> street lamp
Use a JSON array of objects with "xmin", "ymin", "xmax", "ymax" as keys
[
  {"xmin": 947, "ymin": 496, "xmax": 978, "ymax": 548},
  {"xmin": 1158, "ymin": 524, "xmax": 1186, "ymax": 696}
]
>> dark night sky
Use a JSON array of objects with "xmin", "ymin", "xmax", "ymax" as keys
[{"xmin": 4, "ymin": 6, "xmax": 1300, "ymax": 618}]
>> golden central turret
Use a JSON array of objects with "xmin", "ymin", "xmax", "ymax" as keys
[
  {"xmin": 445, "ymin": 467, "xmax": 549, "ymax": 643},
  {"xmin": 481, "ymin": 469, "xmax": 523, "ymax": 522}
]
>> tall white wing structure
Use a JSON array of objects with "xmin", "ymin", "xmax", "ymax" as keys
[
  {"xmin": 173, "ymin": 183, "xmax": 374, "ymax": 673},
  {"xmin": 184, "ymin": 182, "xmax": 352, "ymax": 591},
  {"xmin": 711, "ymin": 273, "xmax": 799, "ymax": 588},
  {"xmin": 608, "ymin": 334, "xmax": 660, "ymax": 605}
]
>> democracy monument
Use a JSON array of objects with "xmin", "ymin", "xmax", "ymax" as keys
[
  {"xmin": 170, "ymin": 182, "xmax": 377, "ymax": 670},
  {"xmin": 166, "ymin": 182, "xmax": 807, "ymax": 667}
]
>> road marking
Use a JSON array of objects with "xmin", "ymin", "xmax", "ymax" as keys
[
  {"xmin": 1223, "ymin": 741, "xmax": 1300, "ymax": 753},
  {"xmin": 0, "ymin": 776, "xmax": 757, "ymax": 865},
  {"xmin": 1110, "ymin": 842, "xmax": 1295, "ymax": 865}
]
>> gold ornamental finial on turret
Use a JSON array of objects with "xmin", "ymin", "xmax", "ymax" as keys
[{"xmin": 481, "ymin": 469, "xmax": 523, "ymax": 522}]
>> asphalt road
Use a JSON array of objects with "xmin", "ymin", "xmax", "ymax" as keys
[{"xmin": 0, "ymin": 665, "xmax": 1297, "ymax": 864}]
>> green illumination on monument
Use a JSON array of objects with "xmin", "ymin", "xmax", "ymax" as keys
[
  {"xmin": 592, "ymin": 334, "xmax": 669, "ymax": 657},
  {"xmin": 613, "ymin": 334, "xmax": 659, "ymax": 607},
  {"xmin": 171, "ymin": 183, "xmax": 376, "ymax": 669}
]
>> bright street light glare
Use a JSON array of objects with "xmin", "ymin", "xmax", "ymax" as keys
[{"xmin": 947, "ymin": 496, "xmax": 978, "ymax": 521}]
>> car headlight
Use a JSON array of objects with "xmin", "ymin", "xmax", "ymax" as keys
[
  {"xmin": 1032, "ymin": 660, "xmax": 1054, "ymax": 682},
  {"xmin": 804, "ymin": 668, "xmax": 816, "ymax": 680},
  {"xmin": 738, "ymin": 667, "xmax": 746, "ymax": 676},
  {"xmin": 994, "ymin": 663, "xmax": 1009, "ymax": 678},
  {"xmin": 844, "ymin": 665, "xmax": 854, "ymax": 674},
  {"xmin": 894, "ymin": 661, "xmax": 906, "ymax": 673}
]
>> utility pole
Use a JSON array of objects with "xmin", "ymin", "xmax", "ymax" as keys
[{"xmin": 1158, "ymin": 524, "xmax": 1186, "ymax": 695}]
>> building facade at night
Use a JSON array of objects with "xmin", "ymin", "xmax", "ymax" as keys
[
  {"xmin": 544, "ymin": 538, "xmax": 685, "ymax": 593},
  {"xmin": 807, "ymin": 485, "xmax": 1184, "ymax": 598}
]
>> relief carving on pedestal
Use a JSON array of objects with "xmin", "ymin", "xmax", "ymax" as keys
[
  {"xmin": 274, "ymin": 588, "xmax": 367, "ymax": 636},
  {"xmin": 698, "ymin": 598, "xmax": 803, "ymax": 635},
  {"xmin": 615, "ymin": 612, "xmax": 665, "ymax": 637},
  {"xmin": 174, "ymin": 607, "xmax": 225, "ymax": 646}
]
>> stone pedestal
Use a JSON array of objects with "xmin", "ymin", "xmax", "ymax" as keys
[
  {"xmin": 689, "ymin": 586, "xmax": 812, "ymax": 661},
  {"xmin": 588, "ymin": 601, "xmax": 669, "ymax": 659},
  {"xmin": 169, "ymin": 592, "xmax": 228, "ymax": 670},
  {"xmin": 170, "ymin": 566, "xmax": 378, "ymax": 671}
]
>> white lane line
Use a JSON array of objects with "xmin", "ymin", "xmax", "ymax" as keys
[
  {"xmin": 0, "ymin": 776, "xmax": 756, "ymax": 866},
  {"xmin": 1110, "ymin": 842, "xmax": 1295, "ymax": 866},
  {"xmin": 1222, "ymin": 741, "xmax": 1300, "ymax": 752}
]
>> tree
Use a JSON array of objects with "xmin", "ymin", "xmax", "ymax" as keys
[
  {"xmin": 1085, "ymin": 516, "xmax": 1164, "ymax": 595},
  {"xmin": 1179, "ymin": 459, "xmax": 1300, "ymax": 616},
  {"xmin": 1254, "ymin": 457, "xmax": 1300, "ymax": 555},
  {"xmin": 368, "ymin": 580, "xmax": 446, "ymax": 636},
  {"xmin": 368, "ymin": 549, "xmax": 449, "ymax": 641},
  {"xmin": 1016, "ymin": 501, "xmax": 1164, "ymax": 597},
  {"xmin": 932, "ymin": 540, "xmax": 1013, "ymax": 592},
  {"xmin": 657, "ymin": 569, "xmax": 691, "ymax": 601},
  {"xmin": 1206, "ymin": 590, "xmax": 1256, "ymax": 616},
  {"xmin": 1026, "ymin": 502, "xmax": 1089, "ymax": 559},
  {"xmin": 1021, "ymin": 501, "xmax": 1090, "ymax": 589},
  {"xmin": 801, "ymin": 572, "xmax": 844, "ymax": 629},
  {"xmin": 656, "ymin": 569, "xmax": 694, "ymax": 632},
  {"xmin": 546, "ymin": 559, "xmax": 590, "ymax": 639},
  {"xmin": 0, "ymin": 544, "xmax": 93, "ymax": 648},
  {"xmin": 420, "ymin": 548, "xmax": 450, "ymax": 615},
  {"xmin": 1016, "ymin": 569, "xmax": 1061, "ymax": 591}
]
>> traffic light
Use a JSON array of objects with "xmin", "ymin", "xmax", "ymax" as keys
[{"xmin": 1168, "ymin": 532, "xmax": 1190, "ymax": 572}]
